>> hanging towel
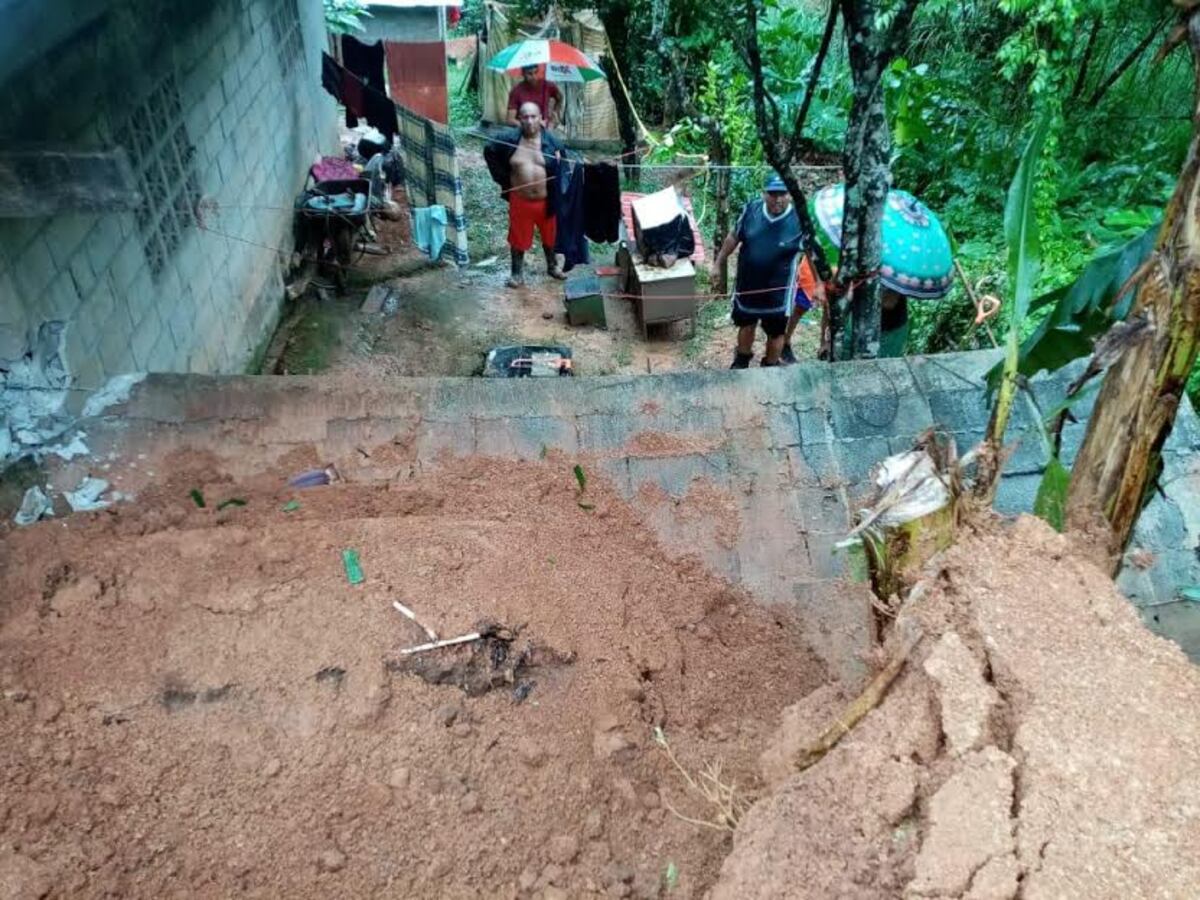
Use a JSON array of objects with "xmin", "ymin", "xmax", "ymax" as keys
[
  {"xmin": 412, "ymin": 205, "xmax": 448, "ymax": 260},
  {"xmin": 582, "ymin": 162, "xmax": 621, "ymax": 243},
  {"xmin": 554, "ymin": 156, "xmax": 589, "ymax": 273}
]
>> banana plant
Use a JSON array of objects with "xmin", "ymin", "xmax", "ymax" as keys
[{"xmin": 974, "ymin": 113, "xmax": 1051, "ymax": 502}]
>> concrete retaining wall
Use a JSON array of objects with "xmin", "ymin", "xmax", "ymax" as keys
[{"xmin": 74, "ymin": 352, "xmax": 1200, "ymax": 673}]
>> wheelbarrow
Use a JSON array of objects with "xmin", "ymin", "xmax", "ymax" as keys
[{"xmin": 295, "ymin": 176, "xmax": 374, "ymax": 294}]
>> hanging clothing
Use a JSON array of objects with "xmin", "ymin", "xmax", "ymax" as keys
[
  {"xmin": 731, "ymin": 198, "xmax": 801, "ymax": 316},
  {"xmin": 412, "ymin": 205, "xmax": 448, "ymax": 260},
  {"xmin": 362, "ymin": 83, "xmax": 398, "ymax": 142},
  {"xmin": 554, "ymin": 157, "xmax": 589, "ymax": 272},
  {"xmin": 341, "ymin": 36, "xmax": 386, "ymax": 124},
  {"xmin": 320, "ymin": 52, "xmax": 395, "ymax": 140},
  {"xmin": 582, "ymin": 163, "xmax": 620, "ymax": 243},
  {"xmin": 320, "ymin": 53, "xmax": 469, "ymax": 265},
  {"xmin": 393, "ymin": 102, "xmax": 470, "ymax": 265}
]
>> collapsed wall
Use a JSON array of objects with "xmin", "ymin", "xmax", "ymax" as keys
[{"xmin": 714, "ymin": 515, "xmax": 1200, "ymax": 899}]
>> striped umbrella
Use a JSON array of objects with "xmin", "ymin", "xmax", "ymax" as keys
[{"xmin": 487, "ymin": 39, "xmax": 607, "ymax": 83}]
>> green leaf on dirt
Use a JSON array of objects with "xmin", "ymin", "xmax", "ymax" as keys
[
  {"xmin": 573, "ymin": 464, "xmax": 587, "ymax": 492},
  {"xmin": 282, "ymin": 500, "xmax": 301, "ymax": 512},
  {"xmin": 578, "ymin": 501, "xmax": 595, "ymax": 511},
  {"xmin": 1180, "ymin": 586, "xmax": 1200, "ymax": 602},
  {"xmin": 653, "ymin": 726, "xmax": 667, "ymax": 746},
  {"xmin": 665, "ymin": 861, "xmax": 679, "ymax": 890},
  {"xmin": 1034, "ymin": 456, "xmax": 1071, "ymax": 532},
  {"xmin": 216, "ymin": 498, "xmax": 247, "ymax": 511},
  {"xmin": 342, "ymin": 549, "xmax": 365, "ymax": 585},
  {"xmin": 189, "ymin": 489, "xmax": 206, "ymax": 508},
  {"xmin": 539, "ymin": 444, "xmax": 548, "ymax": 460}
]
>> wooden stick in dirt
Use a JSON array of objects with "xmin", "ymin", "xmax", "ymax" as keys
[
  {"xmin": 397, "ymin": 632, "xmax": 482, "ymax": 656},
  {"xmin": 392, "ymin": 600, "xmax": 438, "ymax": 641},
  {"xmin": 793, "ymin": 620, "xmax": 924, "ymax": 772}
]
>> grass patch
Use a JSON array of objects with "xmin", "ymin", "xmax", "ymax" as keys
[
  {"xmin": 684, "ymin": 298, "xmax": 730, "ymax": 360},
  {"xmin": 278, "ymin": 300, "xmax": 346, "ymax": 375},
  {"xmin": 448, "ymin": 58, "xmax": 479, "ymax": 131}
]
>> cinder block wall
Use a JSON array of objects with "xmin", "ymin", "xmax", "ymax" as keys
[{"xmin": 0, "ymin": 0, "xmax": 335, "ymax": 391}]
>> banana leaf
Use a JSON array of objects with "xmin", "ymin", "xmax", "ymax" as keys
[{"xmin": 986, "ymin": 223, "xmax": 1159, "ymax": 396}]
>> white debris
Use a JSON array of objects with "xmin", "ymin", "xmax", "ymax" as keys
[
  {"xmin": 48, "ymin": 433, "xmax": 90, "ymax": 461},
  {"xmin": 14, "ymin": 486, "xmax": 53, "ymax": 526},
  {"xmin": 82, "ymin": 373, "xmax": 147, "ymax": 418},
  {"xmin": 65, "ymin": 477, "xmax": 112, "ymax": 512}
]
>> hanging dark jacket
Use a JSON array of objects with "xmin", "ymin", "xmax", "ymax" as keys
[
  {"xmin": 554, "ymin": 155, "xmax": 589, "ymax": 272},
  {"xmin": 484, "ymin": 127, "xmax": 564, "ymax": 218}
]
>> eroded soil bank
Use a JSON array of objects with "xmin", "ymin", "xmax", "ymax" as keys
[{"xmin": 0, "ymin": 454, "xmax": 825, "ymax": 898}]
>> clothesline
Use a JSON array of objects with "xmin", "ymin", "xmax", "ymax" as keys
[
  {"xmin": 465, "ymin": 128, "xmax": 843, "ymax": 173},
  {"xmin": 195, "ymin": 218, "xmax": 868, "ymax": 301}
]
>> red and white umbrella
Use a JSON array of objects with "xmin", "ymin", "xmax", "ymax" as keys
[{"xmin": 487, "ymin": 39, "xmax": 606, "ymax": 83}]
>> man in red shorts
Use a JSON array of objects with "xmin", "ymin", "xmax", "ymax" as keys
[{"xmin": 484, "ymin": 101, "xmax": 566, "ymax": 287}]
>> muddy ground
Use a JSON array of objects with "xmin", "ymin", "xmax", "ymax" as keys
[
  {"xmin": 717, "ymin": 515, "xmax": 1200, "ymax": 899},
  {"xmin": 267, "ymin": 146, "xmax": 822, "ymax": 379},
  {"xmin": 0, "ymin": 453, "xmax": 827, "ymax": 898}
]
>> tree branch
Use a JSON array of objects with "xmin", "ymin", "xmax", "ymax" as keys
[
  {"xmin": 743, "ymin": 0, "xmax": 832, "ymax": 281},
  {"xmin": 785, "ymin": 0, "xmax": 840, "ymax": 162},
  {"xmin": 1089, "ymin": 14, "xmax": 1173, "ymax": 108},
  {"xmin": 1071, "ymin": 17, "xmax": 1103, "ymax": 101}
]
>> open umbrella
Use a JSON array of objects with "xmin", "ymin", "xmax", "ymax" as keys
[
  {"xmin": 814, "ymin": 184, "xmax": 953, "ymax": 299},
  {"xmin": 487, "ymin": 39, "xmax": 607, "ymax": 83}
]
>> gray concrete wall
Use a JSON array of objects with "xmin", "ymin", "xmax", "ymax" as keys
[
  {"xmin": 0, "ymin": 0, "xmax": 336, "ymax": 393},
  {"xmin": 70, "ymin": 352, "xmax": 1200, "ymax": 674}
]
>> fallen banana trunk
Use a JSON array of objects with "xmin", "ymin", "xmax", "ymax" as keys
[{"xmin": 794, "ymin": 617, "xmax": 924, "ymax": 771}]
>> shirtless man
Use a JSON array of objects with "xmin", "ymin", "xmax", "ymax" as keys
[{"xmin": 493, "ymin": 102, "xmax": 565, "ymax": 287}]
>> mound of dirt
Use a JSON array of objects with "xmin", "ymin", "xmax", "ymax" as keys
[
  {"xmin": 0, "ymin": 454, "xmax": 826, "ymax": 898},
  {"xmin": 713, "ymin": 515, "xmax": 1200, "ymax": 899}
]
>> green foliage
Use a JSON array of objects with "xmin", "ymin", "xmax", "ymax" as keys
[
  {"xmin": 451, "ymin": 0, "xmax": 486, "ymax": 35},
  {"xmin": 1005, "ymin": 117, "xmax": 1050, "ymax": 328},
  {"xmin": 1034, "ymin": 456, "xmax": 1072, "ymax": 531},
  {"xmin": 988, "ymin": 114, "xmax": 1051, "ymax": 454},
  {"xmin": 323, "ymin": 0, "xmax": 370, "ymax": 35},
  {"xmin": 990, "ymin": 224, "xmax": 1159, "ymax": 390}
]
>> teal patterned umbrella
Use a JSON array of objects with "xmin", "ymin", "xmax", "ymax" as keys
[{"xmin": 814, "ymin": 184, "xmax": 954, "ymax": 299}]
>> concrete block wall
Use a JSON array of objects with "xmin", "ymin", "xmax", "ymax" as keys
[{"xmin": 0, "ymin": 0, "xmax": 336, "ymax": 396}]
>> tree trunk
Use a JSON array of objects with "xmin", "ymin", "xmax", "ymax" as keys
[
  {"xmin": 844, "ymin": 86, "xmax": 891, "ymax": 360},
  {"xmin": 597, "ymin": 4, "xmax": 640, "ymax": 183},
  {"xmin": 833, "ymin": 0, "xmax": 920, "ymax": 360},
  {"xmin": 709, "ymin": 121, "xmax": 733, "ymax": 293},
  {"xmin": 1066, "ymin": 9, "xmax": 1200, "ymax": 568}
]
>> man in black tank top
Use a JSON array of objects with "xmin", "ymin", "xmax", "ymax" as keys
[{"xmin": 713, "ymin": 174, "xmax": 802, "ymax": 368}]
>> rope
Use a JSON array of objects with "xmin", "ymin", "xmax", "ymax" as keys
[
  {"xmin": 466, "ymin": 127, "xmax": 842, "ymax": 171},
  {"xmin": 197, "ymin": 218, "xmax": 874, "ymax": 302}
]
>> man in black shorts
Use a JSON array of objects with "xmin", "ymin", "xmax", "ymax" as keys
[{"xmin": 713, "ymin": 173, "xmax": 803, "ymax": 368}]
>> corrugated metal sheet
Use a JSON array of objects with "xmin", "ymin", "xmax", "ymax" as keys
[
  {"xmin": 385, "ymin": 41, "xmax": 449, "ymax": 124},
  {"xmin": 368, "ymin": 0, "xmax": 461, "ymax": 8}
]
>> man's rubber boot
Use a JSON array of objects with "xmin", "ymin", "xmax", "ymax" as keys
[
  {"xmin": 507, "ymin": 249, "xmax": 525, "ymax": 288},
  {"xmin": 730, "ymin": 351, "xmax": 753, "ymax": 370},
  {"xmin": 544, "ymin": 248, "xmax": 567, "ymax": 280},
  {"xmin": 761, "ymin": 358, "xmax": 780, "ymax": 367},
  {"xmin": 780, "ymin": 343, "xmax": 798, "ymax": 365}
]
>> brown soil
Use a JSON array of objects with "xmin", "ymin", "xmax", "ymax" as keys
[
  {"xmin": 714, "ymin": 515, "xmax": 1200, "ymax": 899},
  {"xmin": 0, "ymin": 453, "xmax": 826, "ymax": 899}
]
